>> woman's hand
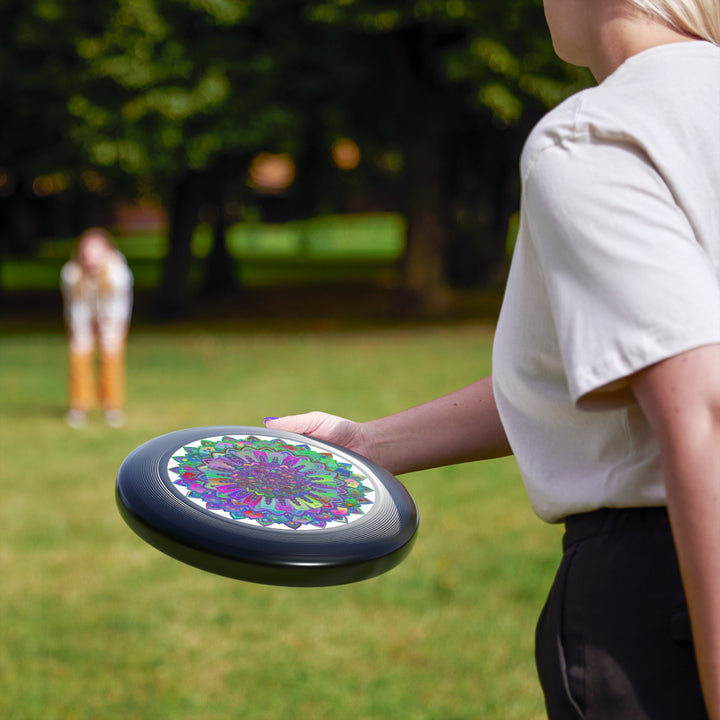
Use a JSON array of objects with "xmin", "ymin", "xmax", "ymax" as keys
[{"xmin": 264, "ymin": 412, "xmax": 373, "ymax": 459}]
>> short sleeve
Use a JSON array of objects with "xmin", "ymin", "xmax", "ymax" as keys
[{"xmin": 525, "ymin": 135, "xmax": 720, "ymax": 407}]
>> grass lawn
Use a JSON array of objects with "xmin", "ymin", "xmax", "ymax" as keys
[{"xmin": 0, "ymin": 322, "xmax": 561, "ymax": 719}]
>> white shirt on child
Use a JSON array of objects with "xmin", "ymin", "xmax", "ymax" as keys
[{"xmin": 61, "ymin": 250, "xmax": 133, "ymax": 354}]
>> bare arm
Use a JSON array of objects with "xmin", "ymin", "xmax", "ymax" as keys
[
  {"xmin": 265, "ymin": 375, "xmax": 512, "ymax": 475},
  {"xmin": 630, "ymin": 344, "xmax": 720, "ymax": 719}
]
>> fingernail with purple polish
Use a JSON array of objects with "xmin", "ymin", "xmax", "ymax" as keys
[{"xmin": 263, "ymin": 416, "xmax": 278, "ymax": 424}]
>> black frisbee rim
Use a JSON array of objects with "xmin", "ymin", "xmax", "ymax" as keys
[{"xmin": 116, "ymin": 426, "xmax": 418, "ymax": 586}]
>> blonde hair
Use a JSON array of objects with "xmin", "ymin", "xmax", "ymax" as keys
[{"xmin": 627, "ymin": 0, "xmax": 720, "ymax": 44}]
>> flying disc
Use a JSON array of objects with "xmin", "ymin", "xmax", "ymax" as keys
[{"xmin": 116, "ymin": 426, "xmax": 418, "ymax": 587}]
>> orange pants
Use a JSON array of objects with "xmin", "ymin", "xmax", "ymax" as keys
[{"xmin": 68, "ymin": 345, "xmax": 126, "ymax": 412}]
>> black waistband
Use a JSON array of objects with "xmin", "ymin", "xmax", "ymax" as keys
[{"xmin": 563, "ymin": 506, "xmax": 670, "ymax": 552}]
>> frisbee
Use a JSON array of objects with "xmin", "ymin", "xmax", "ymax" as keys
[{"xmin": 116, "ymin": 426, "xmax": 418, "ymax": 587}]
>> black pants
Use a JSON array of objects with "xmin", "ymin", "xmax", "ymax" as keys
[{"xmin": 535, "ymin": 507, "xmax": 708, "ymax": 719}]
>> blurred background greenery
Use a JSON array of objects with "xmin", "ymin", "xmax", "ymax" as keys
[
  {"xmin": 0, "ymin": 0, "xmax": 592, "ymax": 319},
  {"xmin": 0, "ymin": 2, "xmax": 589, "ymax": 717}
]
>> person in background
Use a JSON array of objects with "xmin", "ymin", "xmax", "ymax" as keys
[{"xmin": 60, "ymin": 227, "xmax": 133, "ymax": 428}]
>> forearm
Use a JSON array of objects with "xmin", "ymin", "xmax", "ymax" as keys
[
  {"xmin": 664, "ymin": 439, "xmax": 720, "ymax": 719},
  {"xmin": 360, "ymin": 375, "xmax": 512, "ymax": 475},
  {"xmin": 631, "ymin": 344, "xmax": 720, "ymax": 718}
]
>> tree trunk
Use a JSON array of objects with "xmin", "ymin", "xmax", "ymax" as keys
[
  {"xmin": 202, "ymin": 182, "xmax": 237, "ymax": 297},
  {"xmin": 402, "ymin": 130, "xmax": 450, "ymax": 314},
  {"xmin": 445, "ymin": 123, "xmax": 520, "ymax": 288},
  {"xmin": 156, "ymin": 172, "xmax": 203, "ymax": 319},
  {"xmin": 445, "ymin": 109, "xmax": 544, "ymax": 288},
  {"xmin": 392, "ymin": 28, "xmax": 451, "ymax": 316}
]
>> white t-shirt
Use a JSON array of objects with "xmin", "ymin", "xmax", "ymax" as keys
[{"xmin": 492, "ymin": 41, "xmax": 720, "ymax": 523}]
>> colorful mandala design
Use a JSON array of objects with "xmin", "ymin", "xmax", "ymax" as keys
[{"xmin": 167, "ymin": 435, "xmax": 375, "ymax": 530}]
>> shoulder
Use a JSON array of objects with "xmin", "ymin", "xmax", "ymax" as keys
[
  {"xmin": 522, "ymin": 41, "xmax": 720, "ymax": 182},
  {"xmin": 520, "ymin": 91, "xmax": 588, "ymax": 181},
  {"xmin": 520, "ymin": 73, "xmax": 644, "ymax": 183}
]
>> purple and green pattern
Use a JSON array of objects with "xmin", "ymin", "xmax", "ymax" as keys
[{"xmin": 168, "ymin": 435, "xmax": 375, "ymax": 530}]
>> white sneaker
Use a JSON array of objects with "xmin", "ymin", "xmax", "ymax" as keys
[
  {"xmin": 104, "ymin": 409, "xmax": 125, "ymax": 428},
  {"xmin": 66, "ymin": 409, "xmax": 87, "ymax": 429}
]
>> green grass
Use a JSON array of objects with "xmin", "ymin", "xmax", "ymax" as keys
[{"xmin": 0, "ymin": 324, "xmax": 561, "ymax": 719}]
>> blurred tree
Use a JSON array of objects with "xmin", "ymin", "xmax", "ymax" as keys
[
  {"xmin": 70, "ymin": 0, "xmax": 376, "ymax": 315},
  {"xmin": 302, "ymin": 0, "xmax": 592, "ymax": 312},
  {"xmin": 66, "ymin": 0, "xmax": 593, "ymax": 315},
  {"xmin": 0, "ymin": 0, "xmax": 93, "ymax": 257},
  {"xmin": 0, "ymin": 0, "xmax": 592, "ymax": 315},
  {"xmin": 68, "ymin": 0, "xmax": 282, "ymax": 314}
]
